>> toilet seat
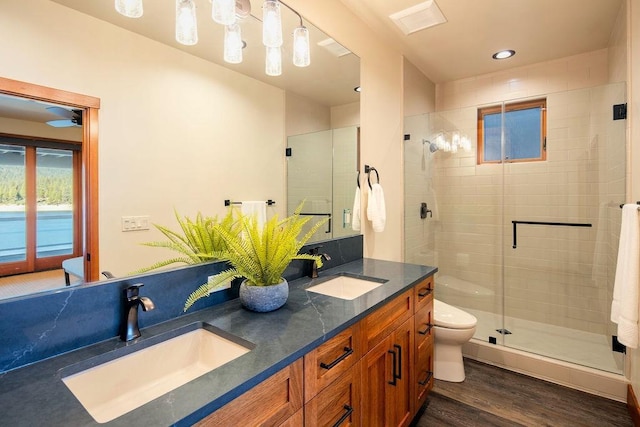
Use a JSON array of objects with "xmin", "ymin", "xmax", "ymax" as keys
[{"xmin": 434, "ymin": 299, "xmax": 477, "ymax": 329}]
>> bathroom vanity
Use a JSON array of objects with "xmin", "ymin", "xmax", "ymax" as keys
[{"xmin": 0, "ymin": 258, "xmax": 436, "ymax": 426}]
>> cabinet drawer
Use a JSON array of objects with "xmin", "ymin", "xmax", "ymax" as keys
[
  {"xmin": 304, "ymin": 324, "xmax": 361, "ymax": 402},
  {"xmin": 196, "ymin": 359, "xmax": 303, "ymax": 427},
  {"xmin": 413, "ymin": 276, "xmax": 434, "ymax": 313},
  {"xmin": 415, "ymin": 339, "xmax": 434, "ymax": 410},
  {"xmin": 305, "ymin": 362, "xmax": 361, "ymax": 427},
  {"xmin": 414, "ymin": 299, "xmax": 434, "ymax": 347},
  {"xmin": 360, "ymin": 289, "xmax": 413, "ymax": 352}
]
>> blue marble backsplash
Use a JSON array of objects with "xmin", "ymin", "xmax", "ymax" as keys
[{"xmin": 0, "ymin": 235, "xmax": 363, "ymax": 373}]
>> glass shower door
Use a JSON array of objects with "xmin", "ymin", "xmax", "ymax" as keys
[{"xmin": 502, "ymin": 83, "xmax": 626, "ymax": 374}]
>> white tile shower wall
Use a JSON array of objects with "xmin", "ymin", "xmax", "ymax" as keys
[
  {"xmin": 332, "ymin": 126, "xmax": 359, "ymax": 239},
  {"xmin": 287, "ymin": 130, "xmax": 333, "ymax": 243},
  {"xmin": 428, "ymin": 85, "xmax": 625, "ymax": 335},
  {"xmin": 420, "ymin": 51, "xmax": 625, "ymax": 335},
  {"xmin": 404, "ymin": 114, "xmax": 439, "ymax": 268}
]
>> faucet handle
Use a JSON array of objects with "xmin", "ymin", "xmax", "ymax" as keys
[
  {"xmin": 124, "ymin": 283, "xmax": 144, "ymax": 299},
  {"xmin": 309, "ymin": 245, "xmax": 323, "ymax": 255}
]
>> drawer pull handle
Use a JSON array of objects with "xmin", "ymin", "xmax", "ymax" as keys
[
  {"xmin": 333, "ymin": 404, "xmax": 353, "ymax": 427},
  {"xmin": 418, "ymin": 323, "xmax": 433, "ymax": 335},
  {"xmin": 418, "ymin": 371, "xmax": 433, "ymax": 386},
  {"xmin": 320, "ymin": 347, "xmax": 353, "ymax": 370},
  {"xmin": 394, "ymin": 344, "xmax": 402, "ymax": 380},
  {"xmin": 388, "ymin": 349, "xmax": 397, "ymax": 386},
  {"xmin": 418, "ymin": 287, "xmax": 433, "ymax": 297}
]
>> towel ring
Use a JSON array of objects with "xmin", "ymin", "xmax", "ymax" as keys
[
  {"xmin": 367, "ymin": 167, "xmax": 379, "ymax": 190},
  {"xmin": 356, "ymin": 171, "xmax": 360, "ymax": 189}
]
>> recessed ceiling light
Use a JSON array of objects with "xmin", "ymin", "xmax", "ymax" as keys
[
  {"xmin": 492, "ymin": 50, "xmax": 515, "ymax": 60},
  {"xmin": 354, "ymin": 86, "xmax": 361, "ymax": 93}
]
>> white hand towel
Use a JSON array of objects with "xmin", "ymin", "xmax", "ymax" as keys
[
  {"xmin": 241, "ymin": 201, "xmax": 267, "ymax": 231},
  {"xmin": 611, "ymin": 204, "xmax": 640, "ymax": 348},
  {"xmin": 367, "ymin": 183, "xmax": 386, "ymax": 233},
  {"xmin": 352, "ymin": 187, "xmax": 361, "ymax": 231}
]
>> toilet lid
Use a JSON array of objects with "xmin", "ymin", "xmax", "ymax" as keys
[{"xmin": 434, "ymin": 299, "xmax": 477, "ymax": 329}]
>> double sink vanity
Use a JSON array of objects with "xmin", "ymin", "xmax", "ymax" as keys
[{"xmin": 0, "ymin": 256, "xmax": 436, "ymax": 426}]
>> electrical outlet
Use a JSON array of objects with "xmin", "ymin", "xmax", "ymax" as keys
[{"xmin": 207, "ymin": 277, "xmax": 231, "ymax": 293}]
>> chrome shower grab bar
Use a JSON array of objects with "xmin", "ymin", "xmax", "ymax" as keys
[{"xmin": 512, "ymin": 220, "xmax": 592, "ymax": 249}]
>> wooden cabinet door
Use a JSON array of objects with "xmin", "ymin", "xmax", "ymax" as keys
[
  {"xmin": 414, "ymin": 299, "xmax": 434, "ymax": 411},
  {"xmin": 361, "ymin": 334, "xmax": 394, "ymax": 427},
  {"xmin": 305, "ymin": 362, "xmax": 361, "ymax": 427},
  {"xmin": 196, "ymin": 359, "xmax": 303, "ymax": 427},
  {"xmin": 391, "ymin": 318, "xmax": 413, "ymax": 427},
  {"xmin": 361, "ymin": 318, "xmax": 414, "ymax": 427},
  {"xmin": 415, "ymin": 338, "xmax": 434, "ymax": 409}
]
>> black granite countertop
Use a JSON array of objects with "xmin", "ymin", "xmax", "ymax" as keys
[{"xmin": 0, "ymin": 258, "xmax": 436, "ymax": 426}]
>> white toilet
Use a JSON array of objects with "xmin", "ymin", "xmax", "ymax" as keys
[{"xmin": 433, "ymin": 299, "xmax": 477, "ymax": 382}]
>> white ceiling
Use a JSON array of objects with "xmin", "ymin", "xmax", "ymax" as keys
[
  {"xmin": 338, "ymin": 0, "xmax": 623, "ymax": 83},
  {"xmin": 2, "ymin": 0, "xmax": 624, "ymax": 124}
]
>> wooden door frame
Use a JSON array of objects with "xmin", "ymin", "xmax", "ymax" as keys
[{"xmin": 0, "ymin": 77, "xmax": 100, "ymax": 282}]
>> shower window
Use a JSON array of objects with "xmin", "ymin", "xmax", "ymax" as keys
[{"xmin": 477, "ymin": 98, "xmax": 547, "ymax": 164}]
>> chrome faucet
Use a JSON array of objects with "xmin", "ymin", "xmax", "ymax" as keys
[
  {"xmin": 120, "ymin": 284, "xmax": 155, "ymax": 342},
  {"xmin": 308, "ymin": 246, "xmax": 331, "ymax": 278}
]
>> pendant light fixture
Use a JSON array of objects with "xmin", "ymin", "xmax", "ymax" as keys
[
  {"xmin": 292, "ymin": 24, "xmax": 310, "ymax": 67},
  {"xmin": 115, "ymin": 0, "xmax": 143, "ymax": 18},
  {"xmin": 224, "ymin": 23, "xmax": 243, "ymax": 64},
  {"xmin": 175, "ymin": 0, "xmax": 198, "ymax": 46},
  {"xmin": 262, "ymin": 0, "xmax": 283, "ymax": 48},
  {"xmin": 265, "ymin": 46, "xmax": 282, "ymax": 76},
  {"xmin": 212, "ymin": 0, "xmax": 236, "ymax": 26}
]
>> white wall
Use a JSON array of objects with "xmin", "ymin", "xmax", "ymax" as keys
[
  {"xmin": 0, "ymin": 1, "xmax": 285, "ymax": 276},
  {"xmin": 626, "ymin": 0, "xmax": 640, "ymax": 399},
  {"xmin": 287, "ymin": 0, "xmax": 406, "ymax": 261},
  {"xmin": 285, "ymin": 92, "xmax": 331, "ymax": 137}
]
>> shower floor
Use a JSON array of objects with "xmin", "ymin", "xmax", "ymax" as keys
[{"xmin": 465, "ymin": 308, "xmax": 623, "ymax": 375}]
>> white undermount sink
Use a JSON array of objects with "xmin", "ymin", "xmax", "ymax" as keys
[
  {"xmin": 62, "ymin": 324, "xmax": 252, "ymax": 423},
  {"xmin": 306, "ymin": 274, "xmax": 387, "ymax": 300}
]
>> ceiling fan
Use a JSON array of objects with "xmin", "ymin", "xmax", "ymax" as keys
[{"xmin": 46, "ymin": 106, "xmax": 83, "ymax": 128}]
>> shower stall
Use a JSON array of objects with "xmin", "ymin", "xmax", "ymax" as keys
[{"xmin": 404, "ymin": 82, "xmax": 627, "ymax": 375}]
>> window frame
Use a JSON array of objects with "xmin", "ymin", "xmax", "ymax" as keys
[
  {"xmin": 477, "ymin": 98, "xmax": 547, "ymax": 165},
  {"xmin": 0, "ymin": 135, "xmax": 83, "ymax": 276}
]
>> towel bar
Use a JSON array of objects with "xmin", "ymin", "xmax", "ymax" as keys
[
  {"xmin": 225, "ymin": 199, "xmax": 276, "ymax": 206},
  {"xmin": 619, "ymin": 201, "xmax": 640, "ymax": 209}
]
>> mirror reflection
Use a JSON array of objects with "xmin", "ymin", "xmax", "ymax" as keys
[
  {"xmin": 0, "ymin": 0, "xmax": 360, "ymax": 299},
  {"xmin": 287, "ymin": 126, "xmax": 360, "ymax": 243}
]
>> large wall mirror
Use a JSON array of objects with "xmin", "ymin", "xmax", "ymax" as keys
[{"xmin": 0, "ymin": 0, "xmax": 359, "ymax": 300}]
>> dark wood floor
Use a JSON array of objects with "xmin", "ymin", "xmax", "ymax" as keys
[{"xmin": 415, "ymin": 359, "xmax": 633, "ymax": 427}]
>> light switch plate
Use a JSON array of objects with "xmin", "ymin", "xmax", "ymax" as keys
[{"xmin": 121, "ymin": 215, "xmax": 151, "ymax": 232}]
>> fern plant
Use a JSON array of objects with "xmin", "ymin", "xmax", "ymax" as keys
[
  {"xmin": 184, "ymin": 203, "xmax": 329, "ymax": 311},
  {"xmin": 132, "ymin": 209, "xmax": 239, "ymax": 274}
]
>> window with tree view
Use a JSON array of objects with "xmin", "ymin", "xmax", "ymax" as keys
[{"xmin": 477, "ymin": 99, "xmax": 546, "ymax": 164}]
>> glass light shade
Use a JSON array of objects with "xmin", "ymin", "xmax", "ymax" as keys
[
  {"xmin": 224, "ymin": 24, "xmax": 243, "ymax": 64},
  {"xmin": 212, "ymin": 0, "xmax": 236, "ymax": 25},
  {"xmin": 265, "ymin": 46, "xmax": 282, "ymax": 76},
  {"xmin": 292, "ymin": 26, "xmax": 310, "ymax": 67},
  {"xmin": 115, "ymin": 0, "xmax": 143, "ymax": 18},
  {"xmin": 262, "ymin": 0, "xmax": 282, "ymax": 48},
  {"xmin": 452, "ymin": 131, "xmax": 460, "ymax": 147},
  {"xmin": 176, "ymin": 0, "xmax": 198, "ymax": 46}
]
